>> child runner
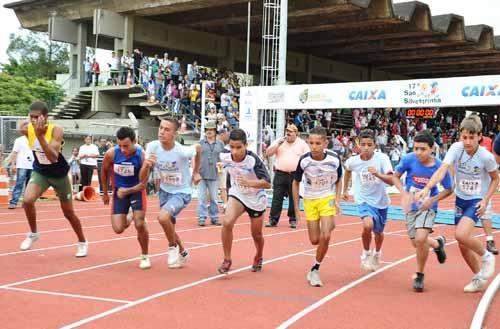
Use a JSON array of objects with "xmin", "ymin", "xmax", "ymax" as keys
[
  {"xmin": 386, "ymin": 130, "xmax": 452, "ymax": 292},
  {"xmin": 415, "ymin": 115, "xmax": 497, "ymax": 292},
  {"xmin": 342, "ymin": 129, "xmax": 393, "ymax": 272},
  {"xmin": 140, "ymin": 117, "xmax": 202, "ymax": 268},
  {"xmin": 217, "ymin": 129, "xmax": 271, "ymax": 274},
  {"xmin": 292, "ymin": 127, "xmax": 342, "ymax": 287},
  {"xmin": 101, "ymin": 127, "xmax": 150, "ymax": 269}
]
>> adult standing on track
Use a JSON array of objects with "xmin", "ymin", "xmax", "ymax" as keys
[
  {"xmin": 292, "ymin": 127, "xmax": 342, "ymax": 287},
  {"xmin": 140, "ymin": 117, "xmax": 202, "ymax": 269},
  {"xmin": 78, "ymin": 136, "xmax": 99, "ymax": 191},
  {"xmin": 8, "ymin": 120, "xmax": 33, "ymax": 209},
  {"xmin": 416, "ymin": 115, "xmax": 496, "ymax": 292},
  {"xmin": 19, "ymin": 101, "xmax": 88, "ymax": 257},
  {"xmin": 101, "ymin": 127, "xmax": 150, "ymax": 269},
  {"xmin": 265, "ymin": 124, "xmax": 309, "ymax": 229},
  {"xmin": 197, "ymin": 121, "xmax": 225, "ymax": 226}
]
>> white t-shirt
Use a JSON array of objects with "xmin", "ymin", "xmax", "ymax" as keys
[
  {"xmin": 443, "ymin": 142, "xmax": 498, "ymax": 200},
  {"xmin": 325, "ymin": 111, "xmax": 332, "ymax": 121},
  {"xmin": 12, "ymin": 136, "xmax": 33, "ymax": 169},
  {"xmin": 345, "ymin": 152, "xmax": 393, "ymax": 209},
  {"xmin": 220, "ymin": 93, "xmax": 231, "ymax": 107},
  {"xmin": 78, "ymin": 144, "xmax": 99, "ymax": 166}
]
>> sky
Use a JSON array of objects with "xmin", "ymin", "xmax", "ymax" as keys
[{"xmin": 0, "ymin": 0, "xmax": 499, "ymax": 66}]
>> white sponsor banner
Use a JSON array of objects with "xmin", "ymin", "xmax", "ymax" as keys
[{"xmin": 239, "ymin": 75, "xmax": 500, "ymax": 152}]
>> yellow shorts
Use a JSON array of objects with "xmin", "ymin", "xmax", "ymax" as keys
[{"xmin": 303, "ymin": 195, "xmax": 336, "ymax": 221}]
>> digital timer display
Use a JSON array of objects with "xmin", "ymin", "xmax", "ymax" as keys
[{"xmin": 406, "ymin": 108, "xmax": 435, "ymax": 118}]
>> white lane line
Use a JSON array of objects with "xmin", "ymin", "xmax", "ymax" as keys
[
  {"xmin": 470, "ymin": 272, "xmax": 500, "ymax": 329},
  {"xmin": 0, "ymin": 221, "xmax": 249, "ymax": 258},
  {"xmin": 1, "ymin": 223, "xmax": 337, "ymax": 288},
  {"xmin": 276, "ymin": 230, "xmax": 499, "ymax": 329},
  {"xmin": 58, "ymin": 226, "xmax": 409, "ymax": 329},
  {"xmin": 3, "ymin": 287, "xmax": 132, "ymax": 304}
]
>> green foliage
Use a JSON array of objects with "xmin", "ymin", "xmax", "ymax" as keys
[
  {"xmin": 0, "ymin": 74, "xmax": 65, "ymax": 115},
  {"xmin": 2, "ymin": 31, "xmax": 69, "ymax": 81}
]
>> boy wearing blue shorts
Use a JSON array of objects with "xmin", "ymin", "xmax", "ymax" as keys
[
  {"xmin": 140, "ymin": 118, "xmax": 202, "ymax": 269},
  {"xmin": 101, "ymin": 127, "xmax": 150, "ymax": 269},
  {"xmin": 388, "ymin": 131, "xmax": 453, "ymax": 292},
  {"xmin": 343, "ymin": 130, "xmax": 394, "ymax": 271},
  {"xmin": 293, "ymin": 127, "xmax": 342, "ymax": 287},
  {"xmin": 416, "ymin": 115, "xmax": 497, "ymax": 292}
]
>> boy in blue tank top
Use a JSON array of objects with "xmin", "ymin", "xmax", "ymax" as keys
[{"xmin": 101, "ymin": 127, "xmax": 150, "ymax": 269}]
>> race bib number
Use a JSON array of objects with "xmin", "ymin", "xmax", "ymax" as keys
[
  {"xmin": 459, "ymin": 179, "xmax": 481, "ymax": 195},
  {"xmin": 360, "ymin": 172, "xmax": 377, "ymax": 185},
  {"xmin": 34, "ymin": 150, "xmax": 51, "ymax": 165},
  {"xmin": 114, "ymin": 164, "xmax": 134, "ymax": 177},
  {"xmin": 309, "ymin": 176, "xmax": 333, "ymax": 189},
  {"xmin": 409, "ymin": 186, "xmax": 430, "ymax": 201},
  {"xmin": 160, "ymin": 171, "xmax": 183, "ymax": 186}
]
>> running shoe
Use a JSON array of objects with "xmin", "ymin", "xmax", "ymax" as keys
[
  {"xmin": 20, "ymin": 232, "xmax": 40, "ymax": 251},
  {"xmin": 178, "ymin": 250, "xmax": 189, "ymax": 266},
  {"xmin": 464, "ymin": 274, "xmax": 487, "ymax": 293},
  {"xmin": 251, "ymin": 256, "xmax": 263, "ymax": 272},
  {"xmin": 370, "ymin": 253, "xmax": 381, "ymax": 271},
  {"xmin": 218, "ymin": 259, "xmax": 232, "ymax": 274},
  {"xmin": 360, "ymin": 252, "xmax": 372, "ymax": 272},
  {"xmin": 75, "ymin": 241, "xmax": 88, "ymax": 257},
  {"xmin": 307, "ymin": 269, "xmax": 323, "ymax": 287},
  {"xmin": 413, "ymin": 272, "xmax": 425, "ymax": 293},
  {"xmin": 486, "ymin": 240, "xmax": 499, "ymax": 255},
  {"xmin": 167, "ymin": 245, "xmax": 180, "ymax": 268},
  {"xmin": 433, "ymin": 235, "xmax": 447, "ymax": 264},
  {"xmin": 139, "ymin": 255, "xmax": 151, "ymax": 269}
]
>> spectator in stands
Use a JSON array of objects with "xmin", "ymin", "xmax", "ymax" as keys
[
  {"xmin": 376, "ymin": 129, "xmax": 388, "ymax": 153},
  {"xmin": 265, "ymin": 124, "xmax": 309, "ymax": 229},
  {"xmin": 170, "ymin": 57, "xmax": 181, "ymax": 83},
  {"xmin": 78, "ymin": 136, "xmax": 99, "ymax": 191},
  {"xmin": 121, "ymin": 51, "xmax": 131, "ymax": 85},
  {"xmin": 84, "ymin": 57, "xmax": 92, "ymax": 87},
  {"xmin": 132, "ymin": 49, "xmax": 143, "ymax": 84},
  {"xmin": 8, "ymin": 121, "xmax": 33, "ymax": 209},
  {"xmin": 92, "ymin": 58, "xmax": 100, "ymax": 86},
  {"xmin": 188, "ymin": 60, "xmax": 200, "ymax": 82},
  {"xmin": 108, "ymin": 51, "xmax": 120, "ymax": 85}
]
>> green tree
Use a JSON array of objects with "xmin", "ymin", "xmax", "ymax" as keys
[
  {"xmin": 2, "ymin": 31, "xmax": 69, "ymax": 81},
  {"xmin": 0, "ymin": 73, "xmax": 65, "ymax": 116}
]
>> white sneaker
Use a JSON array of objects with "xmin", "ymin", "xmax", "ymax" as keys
[
  {"xmin": 178, "ymin": 250, "xmax": 189, "ymax": 267},
  {"xmin": 480, "ymin": 251, "xmax": 496, "ymax": 279},
  {"xmin": 307, "ymin": 270, "xmax": 323, "ymax": 287},
  {"xmin": 167, "ymin": 245, "xmax": 180, "ymax": 268},
  {"xmin": 360, "ymin": 252, "xmax": 373, "ymax": 272},
  {"xmin": 464, "ymin": 274, "xmax": 487, "ymax": 293},
  {"xmin": 139, "ymin": 255, "xmax": 151, "ymax": 269},
  {"xmin": 370, "ymin": 253, "xmax": 381, "ymax": 271},
  {"xmin": 20, "ymin": 232, "xmax": 40, "ymax": 251},
  {"xmin": 75, "ymin": 241, "xmax": 88, "ymax": 257}
]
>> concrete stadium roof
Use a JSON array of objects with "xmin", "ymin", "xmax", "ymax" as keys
[{"xmin": 5, "ymin": 0, "xmax": 500, "ymax": 78}]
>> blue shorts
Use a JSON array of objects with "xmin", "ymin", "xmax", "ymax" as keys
[
  {"xmin": 159, "ymin": 190, "xmax": 192, "ymax": 224},
  {"xmin": 113, "ymin": 190, "xmax": 146, "ymax": 215},
  {"xmin": 358, "ymin": 203, "xmax": 388, "ymax": 234},
  {"xmin": 455, "ymin": 197, "xmax": 481, "ymax": 224}
]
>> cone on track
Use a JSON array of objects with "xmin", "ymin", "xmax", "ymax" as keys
[
  {"xmin": 0, "ymin": 168, "xmax": 10, "ymax": 205},
  {"xmin": 91, "ymin": 167, "xmax": 100, "ymax": 197},
  {"xmin": 74, "ymin": 186, "xmax": 96, "ymax": 202}
]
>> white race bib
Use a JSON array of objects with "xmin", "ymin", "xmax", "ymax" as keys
[
  {"xmin": 360, "ymin": 171, "xmax": 377, "ymax": 186},
  {"xmin": 459, "ymin": 179, "xmax": 481, "ymax": 195},
  {"xmin": 34, "ymin": 150, "xmax": 51, "ymax": 165},
  {"xmin": 114, "ymin": 164, "xmax": 134, "ymax": 177},
  {"xmin": 409, "ymin": 186, "xmax": 430, "ymax": 201},
  {"xmin": 309, "ymin": 175, "xmax": 334, "ymax": 190},
  {"xmin": 160, "ymin": 171, "xmax": 183, "ymax": 186}
]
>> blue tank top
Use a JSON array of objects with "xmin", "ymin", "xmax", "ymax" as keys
[{"xmin": 112, "ymin": 145, "xmax": 142, "ymax": 188}]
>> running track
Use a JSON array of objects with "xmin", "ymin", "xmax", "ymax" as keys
[{"xmin": 0, "ymin": 196, "xmax": 499, "ymax": 329}]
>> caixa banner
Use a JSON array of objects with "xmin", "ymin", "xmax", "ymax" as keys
[{"xmin": 240, "ymin": 74, "xmax": 500, "ymax": 111}]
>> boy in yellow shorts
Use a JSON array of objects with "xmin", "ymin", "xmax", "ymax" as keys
[{"xmin": 292, "ymin": 127, "xmax": 342, "ymax": 287}]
